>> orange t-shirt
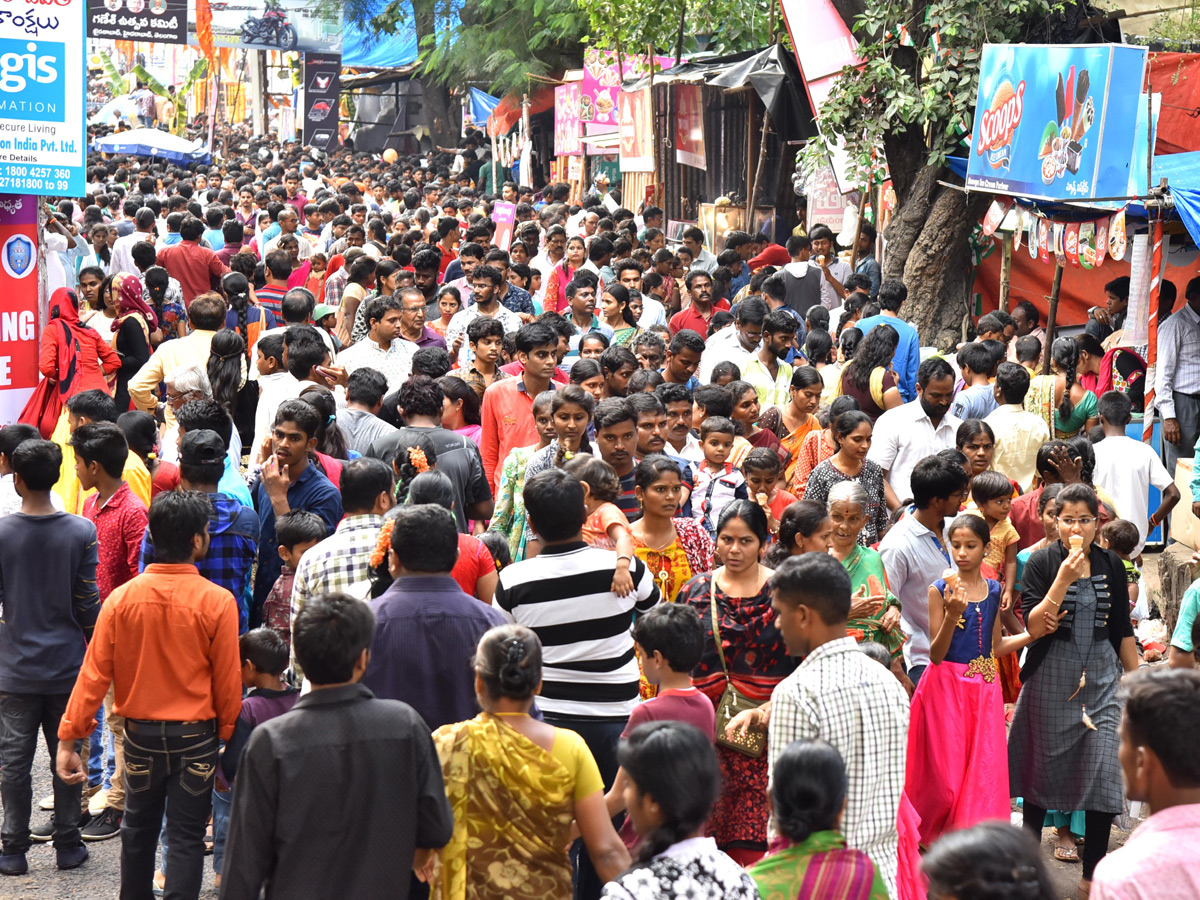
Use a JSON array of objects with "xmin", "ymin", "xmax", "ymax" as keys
[{"xmin": 583, "ymin": 502, "xmax": 632, "ymax": 551}]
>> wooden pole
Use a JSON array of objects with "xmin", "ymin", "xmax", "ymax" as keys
[
  {"xmin": 998, "ymin": 232, "xmax": 1013, "ymax": 313},
  {"xmin": 749, "ymin": 106, "xmax": 772, "ymax": 219},
  {"xmin": 1042, "ymin": 262, "xmax": 1064, "ymax": 375},
  {"xmin": 648, "ymin": 45, "xmax": 659, "ymax": 207}
]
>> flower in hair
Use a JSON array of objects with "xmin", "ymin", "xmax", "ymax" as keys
[
  {"xmin": 409, "ymin": 447, "xmax": 430, "ymax": 473},
  {"xmin": 370, "ymin": 519, "xmax": 396, "ymax": 569}
]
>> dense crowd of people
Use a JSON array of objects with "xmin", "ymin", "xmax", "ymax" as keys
[{"xmin": 1, "ymin": 136, "xmax": 1199, "ymax": 900}]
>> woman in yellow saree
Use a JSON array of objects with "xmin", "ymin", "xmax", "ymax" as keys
[{"xmin": 430, "ymin": 625, "xmax": 630, "ymax": 900}]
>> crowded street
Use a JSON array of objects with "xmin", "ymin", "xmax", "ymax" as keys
[{"xmin": 0, "ymin": 1, "xmax": 1198, "ymax": 899}]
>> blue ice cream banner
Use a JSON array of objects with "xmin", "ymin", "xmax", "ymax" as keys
[{"xmin": 966, "ymin": 44, "xmax": 1148, "ymax": 204}]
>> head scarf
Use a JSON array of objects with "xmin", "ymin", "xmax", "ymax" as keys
[
  {"xmin": 109, "ymin": 272, "xmax": 159, "ymax": 333},
  {"xmin": 47, "ymin": 288, "xmax": 85, "ymax": 385},
  {"xmin": 49, "ymin": 286, "xmax": 81, "ymax": 326}
]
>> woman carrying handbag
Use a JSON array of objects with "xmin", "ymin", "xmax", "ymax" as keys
[{"xmin": 680, "ymin": 500, "xmax": 794, "ymax": 866}]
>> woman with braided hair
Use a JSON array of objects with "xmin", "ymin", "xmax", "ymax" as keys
[
  {"xmin": 427, "ymin": 625, "xmax": 630, "ymax": 900},
  {"xmin": 750, "ymin": 739, "xmax": 888, "ymax": 900},
  {"xmin": 384, "ymin": 435, "xmax": 438, "ymax": 505},
  {"xmin": 221, "ymin": 271, "xmax": 277, "ymax": 358},
  {"xmin": 604, "ymin": 721, "xmax": 758, "ymax": 900},
  {"xmin": 921, "ymin": 821, "xmax": 1054, "ymax": 900},
  {"xmin": 1024, "ymin": 336, "xmax": 1098, "ymax": 438}
]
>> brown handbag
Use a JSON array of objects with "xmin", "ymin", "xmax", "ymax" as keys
[{"xmin": 710, "ymin": 569, "xmax": 767, "ymax": 758}]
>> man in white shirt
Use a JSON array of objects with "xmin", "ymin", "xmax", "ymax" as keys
[
  {"xmin": 336, "ymin": 295, "xmax": 418, "ymax": 393},
  {"xmin": 1156, "ymin": 276, "xmax": 1200, "ymax": 475},
  {"xmin": 868, "ymin": 357, "xmax": 960, "ymax": 501},
  {"xmin": 809, "ymin": 224, "xmax": 853, "ymax": 312},
  {"xmin": 445, "ymin": 266, "xmax": 523, "ymax": 368},
  {"xmin": 110, "ymin": 209, "xmax": 158, "ymax": 277},
  {"xmin": 262, "ymin": 208, "xmax": 313, "ymax": 260},
  {"xmin": 1093, "ymin": 390, "xmax": 1179, "ymax": 557},
  {"xmin": 878, "ymin": 455, "xmax": 970, "ymax": 686},
  {"xmin": 696, "ymin": 297, "xmax": 767, "ymax": 384},
  {"xmin": 612, "ymin": 258, "xmax": 667, "ymax": 329},
  {"xmin": 681, "ymin": 226, "xmax": 717, "ymax": 274},
  {"xmin": 767, "ymin": 553, "xmax": 910, "ymax": 898},
  {"xmin": 985, "ymin": 362, "xmax": 1050, "ymax": 492}
]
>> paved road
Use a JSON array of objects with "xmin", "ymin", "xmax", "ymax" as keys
[{"xmin": 7, "ymin": 747, "xmax": 1130, "ymax": 899}]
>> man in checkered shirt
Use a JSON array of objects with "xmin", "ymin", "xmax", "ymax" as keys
[
  {"xmin": 290, "ymin": 458, "xmax": 394, "ymax": 673},
  {"xmin": 764, "ymin": 553, "xmax": 909, "ymax": 898}
]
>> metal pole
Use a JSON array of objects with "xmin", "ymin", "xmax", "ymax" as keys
[
  {"xmin": 1145, "ymin": 218, "xmax": 1164, "ymax": 444},
  {"xmin": 1042, "ymin": 262, "xmax": 1064, "ymax": 375},
  {"xmin": 998, "ymin": 232, "xmax": 1013, "ymax": 312}
]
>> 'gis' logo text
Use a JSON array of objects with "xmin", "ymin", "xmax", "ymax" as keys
[{"xmin": 0, "ymin": 40, "xmax": 64, "ymax": 123}]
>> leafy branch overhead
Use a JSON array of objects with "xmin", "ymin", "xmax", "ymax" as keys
[
  {"xmin": 343, "ymin": 0, "xmax": 778, "ymax": 98},
  {"xmin": 804, "ymin": 0, "xmax": 1061, "ymax": 189}
]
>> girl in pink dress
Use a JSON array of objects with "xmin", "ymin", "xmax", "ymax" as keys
[{"xmin": 906, "ymin": 514, "xmax": 1035, "ymax": 845}]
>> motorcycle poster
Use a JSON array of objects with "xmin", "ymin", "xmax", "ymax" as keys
[
  {"xmin": 189, "ymin": 0, "xmax": 341, "ymax": 54},
  {"xmin": 302, "ymin": 52, "xmax": 340, "ymax": 150},
  {"xmin": 87, "ymin": 0, "xmax": 188, "ymax": 44}
]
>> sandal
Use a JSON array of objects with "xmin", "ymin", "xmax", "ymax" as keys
[
  {"xmin": 1054, "ymin": 844, "xmax": 1079, "ymax": 862},
  {"xmin": 204, "ymin": 820, "xmax": 214, "ymax": 855}
]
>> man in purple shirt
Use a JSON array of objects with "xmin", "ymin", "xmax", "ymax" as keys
[
  {"xmin": 362, "ymin": 504, "xmax": 505, "ymax": 732},
  {"xmin": 396, "ymin": 287, "xmax": 448, "ymax": 349}
]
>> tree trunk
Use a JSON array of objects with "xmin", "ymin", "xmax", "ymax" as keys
[
  {"xmin": 883, "ymin": 170, "xmax": 990, "ymax": 349},
  {"xmin": 411, "ymin": 0, "xmax": 458, "ymax": 148}
]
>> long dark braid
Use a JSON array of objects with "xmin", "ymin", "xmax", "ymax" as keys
[{"xmin": 1052, "ymin": 336, "xmax": 1078, "ymax": 422}]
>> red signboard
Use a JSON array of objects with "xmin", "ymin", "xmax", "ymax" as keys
[
  {"xmin": 0, "ymin": 196, "xmax": 39, "ymax": 425},
  {"xmin": 675, "ymin": 84, "xmax": 706, "ymax": 170}
]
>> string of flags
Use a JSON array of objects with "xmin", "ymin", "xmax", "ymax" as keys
[{"xmin": 980, "ymin": 196, "xmax": 1129, "ymax": 268}]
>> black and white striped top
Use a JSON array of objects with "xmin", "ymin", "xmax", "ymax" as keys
[{"xmin": 495, "ymin": 542, "xmax": 661, "ymax": 720}]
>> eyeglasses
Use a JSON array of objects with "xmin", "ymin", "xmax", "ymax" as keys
[
  {"xmin": 1056, "ymin": 517, "xmax": 1096, "ymax": 528},
  {"xmin": 401, "ymin": 306, "xmax": 426, "ymax": 313}
]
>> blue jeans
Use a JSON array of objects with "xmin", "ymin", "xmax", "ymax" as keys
[
  {"xmin": 88, "ymin": 705, "xmax": 106, "ymax": 788},
  {"xmin": 121, "ymin": 721, "xmax": 217, "ymax": 900},
  {"xmin": 211, "ymin": 788, "xmax": 230, "ymax": 874},
  {"xmin": 0, "ymin": 692, "xmax": 83, "ymax": 853}
]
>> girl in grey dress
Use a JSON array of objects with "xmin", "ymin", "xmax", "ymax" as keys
[{"xmin": 1010, "ymin": 484, "xmax": 1137, "ymax": 894}]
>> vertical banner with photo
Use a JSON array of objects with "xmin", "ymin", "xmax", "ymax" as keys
[
  {"xmin": 0, "ymin": 0, "xmax": 86, "ymax": 195},
  {"xmin": 0, "ymin": 197, "xmax": 40, "ymax": 425},
  {"xmin": 492, "ymin": 201, "xmax": 517, "ymax": 252},
  {"xmin": 675, "ymin": 84, "xmax": 706, "ymax": 169},
  {"xmin": 554, "ymin": 83, "xmax": 581, "ymax": 156},
  {"xmin": 302, "ymin": 52, "xmax": 340, "ymax": 150},
  {"xmin": 87, "ymin": 0, "xmax": 188, "ymax": 43},
  {"xmin": 617, "ymin": 89, "xmax": 653, "ymax": 173}
]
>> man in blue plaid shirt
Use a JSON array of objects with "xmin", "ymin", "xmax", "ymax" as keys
[{"xmin": 138, "ymin": 430, "xmax": 259, "ymax": 632}]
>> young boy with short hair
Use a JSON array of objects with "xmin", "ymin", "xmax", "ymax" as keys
[
  {"xmin": 741, "ymin": 447, "xmax": 795, "ymax": 539},
  {"xmin": 1101, "ymin": 518, "xmax": 1143, "ymax": 621},
  {"xmin": 212, "ymin": 628, "xmax": 300, "ymax": 890},
  {"xmin": 969, "ymin": 469, "xmax": 1020, "ymax": 610},
  {"xmin": 463, "ymin": 317, "xmax": 510, "ymax": 400},
  {"xmin": 70, "ymin": 421, "xmax": 149, "ymax": 841},
  {"xmin": 690, "ymin": 416, "xmax": 749, "ymax": 539},
  {"xmin": 604, "ymin": 604, "xmax": 715, "ymax": 848},
  {"xmin": 261, "ymin": 510, "xmax": 326, "ymax": 650}
]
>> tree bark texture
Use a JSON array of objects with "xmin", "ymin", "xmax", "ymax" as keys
[{"xmin": 412, "ymin": 0, "xmax": 458, "ymax": 148}]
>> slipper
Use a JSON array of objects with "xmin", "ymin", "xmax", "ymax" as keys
[
  {"xmin": 1054, "ymin": 845, "xmax": 1079, "ymax": 862},
  {"xmin": 204, "ymin": 825, "xmax": 214, "ymax": 855}
]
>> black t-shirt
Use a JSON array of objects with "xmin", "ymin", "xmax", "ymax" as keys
[{"xmin": 365, "ymin": 425, "xmax": 492, "ymax": 532}]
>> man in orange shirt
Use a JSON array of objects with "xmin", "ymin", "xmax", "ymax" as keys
[
  {"xmin": 56, "ymin": 491, "xmax": 242, "ymax": 900},
  {"xmin": 479, "ymin": 322, "xmax": 559, "ymax": 493}
]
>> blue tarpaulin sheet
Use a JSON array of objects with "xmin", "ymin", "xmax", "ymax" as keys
[
  {"xmin": 342, "ymin": 0, "xmax": 419, "ymax": 69},
  {"xmin": 468, "ymin": 88, "xmax": 501, "ymax": 126}
]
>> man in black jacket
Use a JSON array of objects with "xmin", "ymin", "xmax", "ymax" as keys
[{"xmin": 220, "ymin": 593, "xmax": 453, "ymax": 900}]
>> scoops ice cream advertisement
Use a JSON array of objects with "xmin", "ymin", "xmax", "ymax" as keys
[{"xmin": 966, "ymin": 44, "xmax": 1147, "ymax": 203}]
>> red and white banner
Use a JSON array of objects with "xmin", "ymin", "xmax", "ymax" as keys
[
  {"xmin": 491, "ymin": 201, "xmax": 516, "ymax": 252},
  {"xmin": 618, "ymin": 89, "xmax": 654, "ymax": 173},
  {"xmin": 0, "ymin": 196, "xmax": 40, "ymax": 425},
  {"xmin": 675, "ymin": 84, "xmax": 706, "ymax": 170}
]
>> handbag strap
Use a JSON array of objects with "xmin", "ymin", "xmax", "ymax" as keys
[
  {"xmin": 58, "ymin": 322, "xmax": 79, "ymax": 398},
  {"xmin": 710, "ymin": 569, "xmax": 731, "ymax": 679}
]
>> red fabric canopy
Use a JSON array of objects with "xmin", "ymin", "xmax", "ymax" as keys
[{"xmin": 487, "ymin": 85, "xmax": 555, "ymax": 137}]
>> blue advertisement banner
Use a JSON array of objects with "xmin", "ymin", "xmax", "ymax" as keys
[{"xmin": 966, "ymin": 44, "xmax": 1148, "ymax": 203}]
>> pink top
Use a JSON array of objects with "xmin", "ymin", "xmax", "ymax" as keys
[{"xmin": 1092, "ymin": 804, "xmax": 1200, "ymax": 900}]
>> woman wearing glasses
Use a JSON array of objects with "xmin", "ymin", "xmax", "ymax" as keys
[{"xmin": 1008, "ymin": 483, "xmax": 1139, "ymax": 899}]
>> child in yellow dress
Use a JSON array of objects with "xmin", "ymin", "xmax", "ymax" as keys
[{"xmin": 970, "ymin": 470, "xmax": 1020, "ymax": 610}]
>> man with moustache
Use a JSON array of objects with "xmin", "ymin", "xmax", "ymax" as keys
[
  {"xmin": 696, "ymin": 297, "xmax": 768, "ymax": 384},
  {"xmin": 668, "ymin": 271, "xmax": 729, "ymax": 337},
  {"xmin": 868, "ymin": 356, "xmax": 961, "ymax": 502},
  {"xmin": 629, "ymin": 393, "xmax": 669, "ymax": 460}
]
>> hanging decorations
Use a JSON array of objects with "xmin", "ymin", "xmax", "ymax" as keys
[{"xmin": 1005, "ymin": 204, "xmax": 1131, "ymax": 269}]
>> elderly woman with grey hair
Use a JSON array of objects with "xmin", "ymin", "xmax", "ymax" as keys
[{"xmin": 826, "ymin": 480, "xmax": 906, "ymax": 664}]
